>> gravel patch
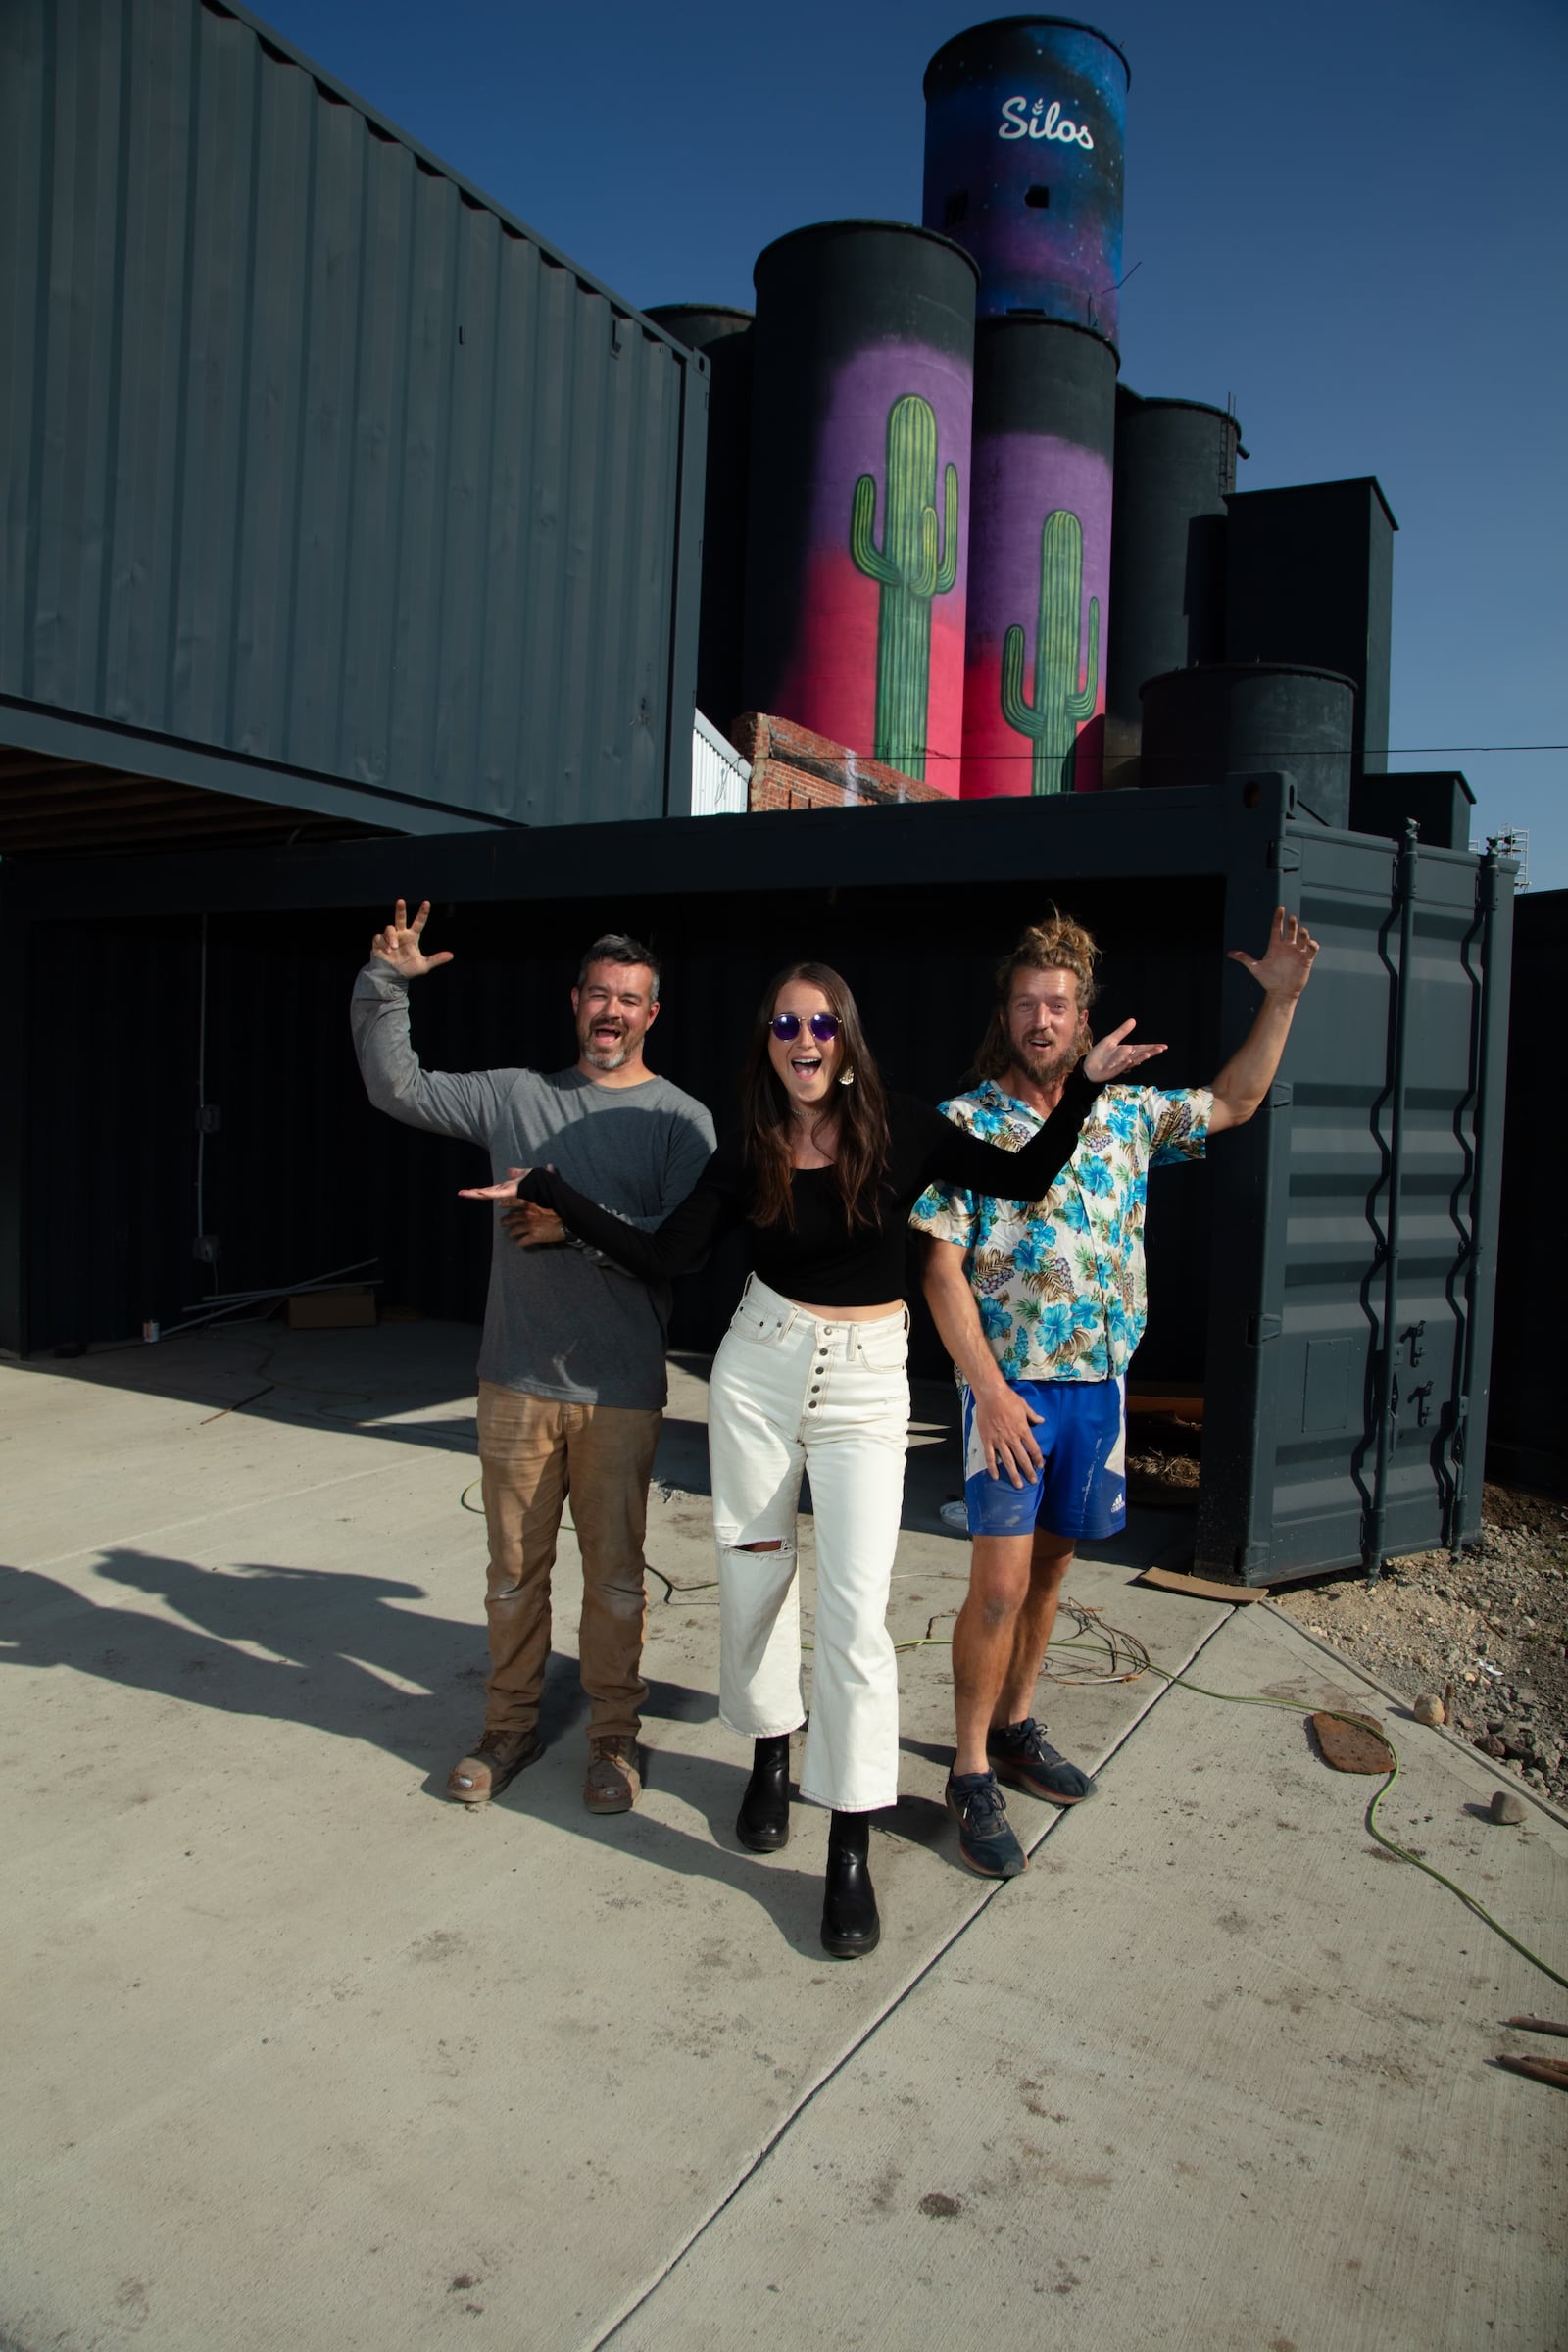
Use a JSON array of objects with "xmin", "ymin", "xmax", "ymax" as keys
[
  {"xmin": 1127, "ymin": 1419, "xmax": 1568, "ymax": 1808},
  {"xmin": 1272, "ymin": 1484, "xmax": 1568, "ymax": 1809}
]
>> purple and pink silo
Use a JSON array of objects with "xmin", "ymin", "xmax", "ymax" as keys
[
  {"xmin": 743, "ymin": 222, "xmax": 977, "ymax": 794},
  {"xmin": 923, "ymin": 17, "xmax": 1129, "ymax": 797}
]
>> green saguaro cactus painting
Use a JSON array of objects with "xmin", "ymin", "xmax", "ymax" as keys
[
  {"xmin": 1001, "ymin": 509, "xmax": 1100, "ymax": 796},
  {"xmin": 851, "ymin": 395, "xmax": 959, "ymax": 781}
]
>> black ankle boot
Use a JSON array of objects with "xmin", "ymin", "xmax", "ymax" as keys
[
  {"xmin": 736, "ymin": 1734, "xmax": 792, "ymax": 1852},
  {"xmin": 821, "ymin": 1811, "xmax": 880, "ymax": 1958}
]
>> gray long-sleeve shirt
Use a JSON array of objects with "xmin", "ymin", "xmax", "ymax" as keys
[{"xmin": 351, "ymin": 963, "xmax": 715, "ymax": 1408}]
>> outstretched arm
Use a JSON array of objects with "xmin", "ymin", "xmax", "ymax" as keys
[
  {"xmin": 913, "ymin": 1018, "xmax": 1165, "ymax": 1203},
  {"xmin": 351, "ymin": 898, "xmax": 501, "ymax": 1145},
  {"xmin": 1208, "ymin": 906, "xmax": 1320, "ymax": 1135},
  {"xmin": 461, "ymin": 1153, "xmax": 741, "ymax": 1282}
]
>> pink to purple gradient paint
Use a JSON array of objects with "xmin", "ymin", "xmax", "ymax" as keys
[
  {"xmin": 962, "ymin": 429, "xmax": 1112, "ymax": 797},
  {"xmin": 768, "ymin": 340, "xmax": 972, "ymax": 793}
]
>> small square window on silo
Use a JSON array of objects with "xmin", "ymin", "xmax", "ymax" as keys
[
  {"xmin": 1025, "ymin": 185, "xmax": 1052, "ymax": 210},
  {"xmin": 944, "ymin": 190, "xmax": 969, "ymax": 227}
]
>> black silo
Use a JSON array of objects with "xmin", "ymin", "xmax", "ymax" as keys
[
  {"xmin": 1224, "ymin": 478, "xmax": 1396, "ymax": 787},
  {"xmin": 646, "ymin": 305, "xmax": 755, "ymax": 737},
  {"xmin": 1139, "ymin": 663, "xmax": 1356, "ymax": 829},
  {"xmin": 1105, "ymin": 391, "xmax": 1242, "ymax": 786}
]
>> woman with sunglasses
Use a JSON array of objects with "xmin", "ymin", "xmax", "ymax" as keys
[{"xmin": 463, "ymin": 961, "xmax": 1161, "ymax": 1959}]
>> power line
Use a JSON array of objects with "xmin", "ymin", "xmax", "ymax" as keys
[{"xmin": 879, "ymin": 742, "xmax": 1567, "ymax": 763}]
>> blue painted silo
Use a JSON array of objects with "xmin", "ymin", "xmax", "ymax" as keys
[{"xmin": 922, "ymin": 16, "xmax": 1130, "ymax": 338}]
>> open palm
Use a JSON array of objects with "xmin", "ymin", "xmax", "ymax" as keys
[
  {"xmin": 1083, "ymin": 1018, "xmax": 1167, "ymax": 1083},
  {"xmin": 369, "ymin": 897, "xmax": 454, "ymax": 979},
  {"xmin": 1227, "ymin": 906, "xmax": 1319, "ymax": 999}
]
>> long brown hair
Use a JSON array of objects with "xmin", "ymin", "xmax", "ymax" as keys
[{"xmin": 740, "ymin": 962, "xmax": 892, "ymax": 1231}]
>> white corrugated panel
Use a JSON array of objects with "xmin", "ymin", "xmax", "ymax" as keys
[{"xmin": 691, "ymin": 711, "xmax": 751, "ymax": 816}]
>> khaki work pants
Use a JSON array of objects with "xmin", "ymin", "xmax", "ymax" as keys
[{"xmin": 476, "ymin": 1381, "xmax": 661, "ymax": 1744}]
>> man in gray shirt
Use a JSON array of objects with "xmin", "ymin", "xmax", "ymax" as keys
[{"xmin": 352, "ymin": 901, "xmax": 714, "ymax": 1813}]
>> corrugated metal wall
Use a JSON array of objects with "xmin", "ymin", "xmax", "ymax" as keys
[
  {"xmin": 1195, "ymin": 830, "xmax": 1510, "ymax": 1580},
  {"xmin": 0, "ymin": 0, "xmax": 701, "ymax": 827},
  {"xmin": 1489, "ymin": 888, "xmax": 1563, "ymax": 1494},
  {"xmin": 690, "ymin": 713, "xmax": 750, "ymax": 816}
]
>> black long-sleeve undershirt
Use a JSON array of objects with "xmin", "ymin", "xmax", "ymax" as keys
[{"xmin": 515, "ymin": 1068, "xmax": 1099, "ymax": 1307}]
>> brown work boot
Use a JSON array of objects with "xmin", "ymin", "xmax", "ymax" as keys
[
  {"xmin": 584, "ymin": 1735, "xmax": 642, "ymax": 1814},
  {"xmin": 446, "ymin": 1726, "xmax": 542, "ymax": 1806}
]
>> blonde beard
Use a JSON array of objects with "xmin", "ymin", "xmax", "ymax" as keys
[{"xmin": 1008, "ymin": 1038, "xmax": 1081, "ymax": 1090}]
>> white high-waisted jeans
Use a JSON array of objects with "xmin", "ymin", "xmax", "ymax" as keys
[{"xmin": 708, "ymin": 1274, "xmax": 910, "ymax": 1813}]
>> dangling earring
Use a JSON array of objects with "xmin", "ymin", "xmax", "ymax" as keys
[{"xmin": 838, "ymin": 1068, "xmax": 856, "ymax": 1088}]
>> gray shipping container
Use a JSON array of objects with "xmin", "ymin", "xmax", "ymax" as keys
[{"xmin": 0, "ymin": 0, "xmax": 706, "ymax": 836}]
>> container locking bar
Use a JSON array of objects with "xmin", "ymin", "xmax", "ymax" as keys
[{"xmin": 1363, "ymin": 821, "xmax": 1418, "ymax": 1585}]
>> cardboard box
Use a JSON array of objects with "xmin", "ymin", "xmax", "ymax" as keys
[{"xmin": 286, "ymin": 1287, "xmax": 378, "ymax": 1330}]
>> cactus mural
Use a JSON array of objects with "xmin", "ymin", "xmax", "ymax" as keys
[
  {"xmin": 1000, "ymin": 508, "xmax": 1100, "ymax": 795},
  {"xmin": 851, "ymin": 394, "xmax": 959, "ymax": 781}
]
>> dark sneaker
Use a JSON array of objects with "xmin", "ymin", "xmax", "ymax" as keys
[
  {"xmin": 446, "ymin": 1726, "xmax": 541, "ymax": 1806},
  {"xmin": 584, "ymin": 1735, "xmax": 643, "ymax": 1814},
  {"xmin": 945, "ymin": 1770, "xmax": 1027, "ymax": 1879},
  {"xmin": 988, "ymin": 1717, "xmax": 1096, "ymax": 1805}
]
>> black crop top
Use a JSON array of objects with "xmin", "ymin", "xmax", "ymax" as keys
[{"xmin": 515, "ymin": 1067, "xmax": 1100, "ymax": 1307}]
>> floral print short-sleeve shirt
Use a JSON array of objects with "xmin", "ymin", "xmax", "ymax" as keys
[{"xmin": 909, "ymin": 1078, "xmax": 1212, "ymax": 1383}]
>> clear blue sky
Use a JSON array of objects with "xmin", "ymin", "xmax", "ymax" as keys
[{"xmin": 259, "ymin": 0, "xmax": 1567, "ymax": 887}]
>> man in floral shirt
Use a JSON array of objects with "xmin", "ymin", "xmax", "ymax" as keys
[{"xmin": 912, "ymin": 906, "xmax": 1319, "ymax": 1879}]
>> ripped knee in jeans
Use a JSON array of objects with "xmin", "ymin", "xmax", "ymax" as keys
[{"xmin": 717, "ymin": 1535, "xmax": 795, "ymax": 1562}]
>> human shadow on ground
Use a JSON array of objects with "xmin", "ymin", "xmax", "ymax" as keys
[
  {"xmin": 0, "ymin": 1550, "xmax": 863, "ymax": 1952},
  {"xmin": 10, "ymin": 1328, "xmax": 724, "ymax": 1490}
]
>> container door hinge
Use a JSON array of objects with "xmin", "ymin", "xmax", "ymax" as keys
[
  {"xmin": 1268, "ymin": 1082, "xmax": 1293, "ymax": 1110},
  {"xmin": 1268, "ymin": 840, "xmax": 1302, "ymax": 873},
  {"xmin": 1248, "ymin": 1313, "xmax": 1282, "ymax": 1345},
  {"xmin": 1411, "ymin": 1382, "xmax": 1435, "ymax": 1427}
]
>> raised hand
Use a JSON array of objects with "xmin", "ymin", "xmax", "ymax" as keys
[
  {"xmin": 369, "ymin": 898, "xmax": 455, "ymax": 979},
  {"xmin": 1227, "ymin": 906, "xmax": 1319, "ymax": 999},
  {"xmin": 1083, "ymin": 1018, "xmax": 1167, "ymax": 1084},
  {"xmin": 458, "ymin": 1165, "xmax": 530, "ymax": 1204}
]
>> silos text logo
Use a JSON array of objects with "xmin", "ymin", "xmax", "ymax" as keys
[{"xmin": 998, "ymin": 96, "xmax": 1095, "ymax": 150}]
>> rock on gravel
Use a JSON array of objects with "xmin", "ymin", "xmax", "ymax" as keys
[{"xmin": 1268, "ymin": 1482, "xmax": 1568, "ymax": 1808}]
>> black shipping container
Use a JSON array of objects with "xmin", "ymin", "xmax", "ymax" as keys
[{"xmin": 2, "ymin": 781, "xmax": 1513, "ymax": 1586}]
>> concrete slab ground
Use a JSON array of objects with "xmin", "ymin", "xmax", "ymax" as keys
[{"xmin": 2, "ymin": 1325, "xmax": 1564, "ymax": 2352}]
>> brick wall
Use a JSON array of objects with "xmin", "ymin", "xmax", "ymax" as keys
[{"xmin": 729, "ymin": 713, "xmax": 950, "ymax": 811}]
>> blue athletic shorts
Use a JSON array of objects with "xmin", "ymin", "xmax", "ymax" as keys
[{"xmin": 961, "ymin": 1376, "xmax": 1127, "ymax": 1543}]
